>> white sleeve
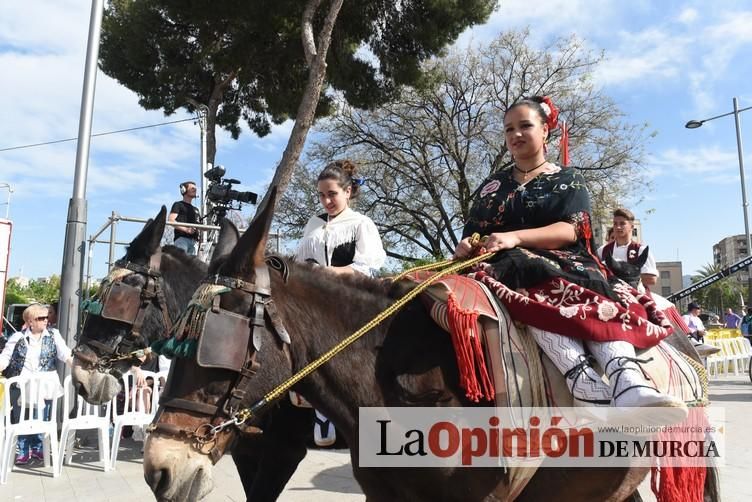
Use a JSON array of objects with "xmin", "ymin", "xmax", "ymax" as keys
[
  {"xmin": 596, "ymin": 244, "xmax": 605, "ymax": 261},
  {"xmin": 350, "ymin": 217, "xmax": 386, "ymax": 276},
  {"xmin": 681, "ymin": 314, "xmax": 692, "ymax": 328},
  {"xmin": 0, "ymin": 332, "xmax": 22, "ymax": 368},
  {"xmin": 640, "ymin": 244, "xmax": 658, "ymax": 276},
  {"xmin": 52, "ymin": 329, "xmax": 73, "ymax": 362}
]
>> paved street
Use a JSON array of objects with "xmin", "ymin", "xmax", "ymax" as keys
[{"xmin": 1, "ymin": 376, "xmax": 750, "ymax": 501}]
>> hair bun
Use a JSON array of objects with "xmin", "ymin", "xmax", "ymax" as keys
[{"xmin": 337, "ymin": 159, "xmax": 357, "ymax": 177}]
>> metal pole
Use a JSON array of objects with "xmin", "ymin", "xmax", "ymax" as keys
[
  {"xmin": 733, "ymin": 97, "xmax": 752, "ymax": 304},
  {"xmin": 59, "ymin": 0, "xmax": 104, "ymax": 349},
  {"xmin": 108, "ymin": 211, "xmax": 117, "ymax": 272},
  {"xmin": 0, "ymin": 183, "xmax": 12, "ymax": 219},
  {"xmin": 198, "ymin": 105, "xmax": 208, "ymax": 221}
]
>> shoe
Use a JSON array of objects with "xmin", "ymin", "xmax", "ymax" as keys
[
  {"xmin": 15, "ymin": 453, "xmax": 31, "ymax": 466},
  {"xmin": 563, "ymin": 354, "xmax": 611, "ymax": 406},
  {"xmin": 314, "ymin": 410, "xmax": 336, "ymax": 447}
]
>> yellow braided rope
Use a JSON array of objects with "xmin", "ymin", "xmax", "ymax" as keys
[
  {"xmin": 392, "ymin": 258, "xmax": 455, "ymax": 282},
  {"xmin": 678, "ymin": 351, "xmax": 709, "ymax": 407},
  {"xmin": 392, "ymin": 234, "xmax": 487, "ymax": 282},
  {"xmin": 236, "ymin": 251, "xmax": 494, "ymax": 422}
]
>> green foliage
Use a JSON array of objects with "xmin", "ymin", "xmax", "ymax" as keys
[
  {"xmin": 99, "ymin": 0, "xmax": 496, "ymax": 161},
  {"xmin": 3, "ymin": 276, "xmax": 60, "ymax": 312},
  {"xmin": 4, "ymin": 278, "xmax": 28, "ymax": 307},
  {"xmin": 690, "ymin": 263, "xmax": 746, "ymax": 314}
]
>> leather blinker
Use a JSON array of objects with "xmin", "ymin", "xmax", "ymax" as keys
[
  {"xmin": 197, "ymin": 308, "xmax": 252, "ymax": 370},
  {"xmin": 100, "ymin": 281, "xmax": 143, "ymax": 324}
]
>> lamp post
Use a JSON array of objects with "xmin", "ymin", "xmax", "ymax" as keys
[{"xmin": 686, "ymin": 97, "xmax": 752, "ymax": 304}]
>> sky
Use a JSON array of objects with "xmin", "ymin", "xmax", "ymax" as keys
[{"xmin": 2, "ymin": 0, "xmax": 752, "ymax": 284}]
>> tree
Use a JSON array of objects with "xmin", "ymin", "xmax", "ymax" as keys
[
  {"xmin": 690, "ymin": 263, "xmax": 745, "ymax": 315},
  {"xmin": 99, "ymin": 0, "xmax": 496, "ymax": 164},
  {"xmin": 3, "ymin": 279, "xmax": 29, "ymax": 309},
  {"xmin": 280, "ymin": 29, "xmax": 653, "ymax": 260}
]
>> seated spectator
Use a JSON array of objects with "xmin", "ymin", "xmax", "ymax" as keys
[
  {"xmin": 682, "ymin": 302, "xmax": 707, "ymax": 343},
  {"xmin": 0, "ymin": 304, "xmax": 72, "ymax": 465}
]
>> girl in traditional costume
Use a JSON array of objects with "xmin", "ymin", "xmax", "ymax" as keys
[
  {"xmin": 455, "ymin": 96, "xmax": 684, "ymax": 412},
  {"xmin": 295, "ymin": 159, "xmax": 386, "ymax": 444}
]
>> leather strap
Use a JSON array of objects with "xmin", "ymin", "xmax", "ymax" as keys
[{"xmin": 160, "ymin": 396, "xmax": 220, "ymax": 416}]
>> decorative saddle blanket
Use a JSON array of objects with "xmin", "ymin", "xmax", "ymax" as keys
[{"xmin": 406, "ymin": 272, "xmax": 706, "ymax": 409}]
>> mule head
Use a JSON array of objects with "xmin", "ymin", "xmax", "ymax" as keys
[
  {"xmin": 144, "ymin": 187, "xmax": 293, "ymax": 501},
  {"xmin": 72, "ymin": 206, "xmax": 180, "ymax": 404}
]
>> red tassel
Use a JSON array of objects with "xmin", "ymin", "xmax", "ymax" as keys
[
  {"xmin": 650, "ymin": 408, "xmax": 707, "ymax": 502},
  {"xmin": 446, "ymin": 293, "xmax": 495, "ymax": 402},
  {"xmin": 560, "ymin": 121, "xmax": 570, "ymax": 167}
]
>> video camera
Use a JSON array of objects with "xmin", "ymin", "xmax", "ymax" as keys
[{"xmin": 204, "ymin": 165, "xmax": 258, "ymax": 206}]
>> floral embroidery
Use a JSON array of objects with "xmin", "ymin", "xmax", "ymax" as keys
[
  {"xmin": 559, "ymin": 305, "xmax": 579, "ymax": 318},
  {"xmin": 480, "ymin": 179, "xmax": 501, "ymax": 198},
  {"xmin": 597, "ymin": 301, "xmax": 619, "ymax": 322}
]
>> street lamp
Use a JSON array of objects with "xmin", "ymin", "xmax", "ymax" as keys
[{"xmin": 686, "ymin": 98, "xmax": 752, "ymax": 303}]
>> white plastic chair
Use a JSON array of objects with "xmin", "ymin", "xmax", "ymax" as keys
[
  {"xmin": 58, "ymin": 375, "xmax": 112, "ymax": 474},
  {"xmin": 110, "ymin": 370, "xmax": 159, "ymax": 469},
  {"xmin": 1, "ymin": 374, "xmax": 61, "ymax": 484},
  {"xmin": 706, "ymin": 339, "xmax": 730, "ymax": 379}
]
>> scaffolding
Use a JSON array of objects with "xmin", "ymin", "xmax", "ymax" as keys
[{"xmin": 85, "ymin": 212, "xmax": 280, "ymax": 299}]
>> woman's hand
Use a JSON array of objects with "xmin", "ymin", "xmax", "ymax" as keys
[
  {"xmin": 453, "ymin": 237, "xmax": 474, "ymax": 259},
  {"xmin": 479, "ymin": 232, "xmax": 521, "ymax": 254}
]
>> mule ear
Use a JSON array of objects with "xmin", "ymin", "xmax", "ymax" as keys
[
  {"xmin": 210, "ymin": 219, "xmax": 240, "ymax": 267},
  {"xmin": 126, "ymin": 206, "xmax": 167, "ymax": 262},
  {"xmin": 226, "ymin": 185, "xmax": 279, "ymax": 275},
  {"xmin": 637, "ymin": 246, "xmax": 650, "ymax": 267}
]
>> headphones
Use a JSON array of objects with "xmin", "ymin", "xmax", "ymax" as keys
[{"xmin": 179, "ymin": 181, "xmax": 195, "ymax": 195}]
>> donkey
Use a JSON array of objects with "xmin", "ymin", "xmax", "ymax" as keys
[
  {"xmin": 70, "ymin": 207, "xmax": 312, "ymax": 502},
  {"xmin": 142, "ymin": 194, "xmax": 719, "ymax": 502}
]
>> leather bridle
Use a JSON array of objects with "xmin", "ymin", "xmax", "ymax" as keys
[
  {"xmin": 147, "ymin": 256, "xmax": 291, "ymax": 463},
  {"xmin": 76, "ymin": 250, "xmax": 174, "ymax": 372}
]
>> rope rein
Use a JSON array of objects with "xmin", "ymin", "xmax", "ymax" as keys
[{"xmin": 229, "ymin": 250, "xmax": 494, "ymax": 426}]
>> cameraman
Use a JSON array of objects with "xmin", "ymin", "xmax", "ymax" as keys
[{"xmin": 169, "ymin": 181, "xmax": 201, "ymax": 255}]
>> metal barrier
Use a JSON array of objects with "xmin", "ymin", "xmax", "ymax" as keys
[{"xmin": 85, "ymin": 212, "xmax": 279, "ymax": 299}]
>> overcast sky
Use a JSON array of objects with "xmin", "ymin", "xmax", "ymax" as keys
[{"xmin": 2, "ymin": 0, "xmax": 752, "ymax": 281}]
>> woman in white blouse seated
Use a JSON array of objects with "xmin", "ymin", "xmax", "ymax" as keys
[
  {"xmin": 0, "ymin": 303, "xmax": 73, "ymax": 465},
  {"xmin": 295, "ymin": 159, "xmax": 386, "ymax": 446}
]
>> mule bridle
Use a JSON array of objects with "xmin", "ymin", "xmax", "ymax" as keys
[
  {"xmin": 148, "ymin": 257, "xmax": 292, "ymax": 463},
  {"xmin": 76, "ymin": 250, "xmax": 174, "ymax": 372}
]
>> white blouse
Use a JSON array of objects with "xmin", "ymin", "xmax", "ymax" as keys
[{"xmin": 295, "ymin": 207, "xmax": 386, "ymax": 276}]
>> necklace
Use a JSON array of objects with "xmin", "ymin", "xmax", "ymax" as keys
[{"xmin": 513, "ymin": 159, "xmax": 548, "ymax": 181}]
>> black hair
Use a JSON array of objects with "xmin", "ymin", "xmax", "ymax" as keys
[
  {"xmin": 507, "ymin": 96, "xmax": 549, "ymax": 126},
  {"xmin": 317, "ymin": 160, "xmax": 361, "ymax": 198}
]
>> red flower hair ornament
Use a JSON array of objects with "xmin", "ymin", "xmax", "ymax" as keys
[{"xmin": 539, "ymin": 96, "xmax": 559, "ymax": 131}]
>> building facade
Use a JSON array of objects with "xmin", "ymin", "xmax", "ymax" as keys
[
  {"xmin": 712, "ymin": 234, "xmax": 749, "ymax": 282},
  {"xmin": 656, "ymin": 261, "xmax": 684, "ymax": 299}
]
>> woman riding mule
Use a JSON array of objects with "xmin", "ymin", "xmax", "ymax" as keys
[
  {"xmin": 142, "ymin": 190, "xmax": 717, "ymax": 502},
  {"xmin": 455, "ymin": 96, "xmax": 684, "ymax": 414}
]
